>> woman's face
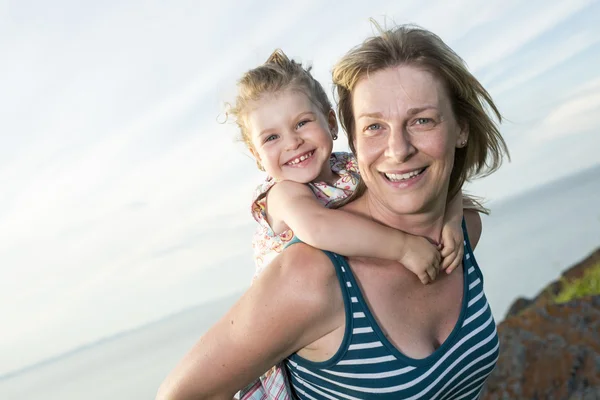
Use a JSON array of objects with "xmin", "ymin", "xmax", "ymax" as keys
[{"xmin": 351, "ymin": 65, "xmax": 468, "ymax": 216}]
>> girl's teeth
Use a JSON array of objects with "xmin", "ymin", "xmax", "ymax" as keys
[
  {"xmin": 288, "ymin": 151, "xmax": 313, "ymax": 165},
  {"xmin": 385, "ymin": 169, "xmax": 423, "ymax": 181}
]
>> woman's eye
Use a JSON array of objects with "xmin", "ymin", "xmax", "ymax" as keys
[
  {"xmin": 265, "ymin": 134, "xmax": 278, "ymax": 143},
  {"xmin": 414, "ymin": 118, "xmax": 433, "ymax": 125},
  {"xmin": 365, "ymin": 123, "xmax": 381, "ymax": 131}
]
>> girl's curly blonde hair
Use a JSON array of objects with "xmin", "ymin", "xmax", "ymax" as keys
[{"xmin": 226, "ymin": 50, "xmax": 333, "ymax": 169}]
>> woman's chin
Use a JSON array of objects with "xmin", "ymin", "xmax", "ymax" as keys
[
  {"xmin": 390, "ymin": 198, "xmax": 429, "ymax": 215},
  {"xmin": 373, "ymin": 185, "xmax": 439, "ymax": 215}
]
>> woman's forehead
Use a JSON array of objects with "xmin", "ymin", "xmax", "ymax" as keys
[{"xmin": 352, "ymin": 66, "xmax": 449, "ymax": 115}]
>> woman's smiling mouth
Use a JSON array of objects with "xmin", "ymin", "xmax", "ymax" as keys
[
  {"xmin": 382, "ymin": 167, "xmax": 427, "ymax": 186},
  {"xmin": 383, "ymin": 167, "xmax": 426, "ymax": 182}
]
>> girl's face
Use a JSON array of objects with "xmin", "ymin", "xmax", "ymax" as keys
[
  {"xmin": 247, "ymin": 89, "xmax": 337, "ymax": 183},
  {"xmin": 351, "ymin": 65, "xmax": 468, "ymax": 216}
]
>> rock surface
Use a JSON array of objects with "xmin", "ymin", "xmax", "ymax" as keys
[{"xmin": 480, "ymin": 248, "xmax": 600, "ymax": 400}]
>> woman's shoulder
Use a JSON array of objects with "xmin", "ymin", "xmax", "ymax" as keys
[
  {"xmin": 279, "ymin": 243, "xmax": 338, "ymax": 282},
  {"xmin": 260, "ymin": 244, "xmax": 343, "ymax": 319},
  {"xmin": 463, "ymin": 210, "xmax": 483, "ymax": 250}
]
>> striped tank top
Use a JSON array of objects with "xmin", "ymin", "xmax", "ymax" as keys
[{"xmin": 284, "ymin": 222, "xmax": 499, "ymax": 399}]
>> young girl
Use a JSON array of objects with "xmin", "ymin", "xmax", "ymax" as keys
[{"xmin": 228, "ymin": 50, "xmax": 466, "ymax": 399}]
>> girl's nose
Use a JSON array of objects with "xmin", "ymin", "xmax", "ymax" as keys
[{"xmin": 285, "ymin": 133, "xmax": 304, "ymax": 150}]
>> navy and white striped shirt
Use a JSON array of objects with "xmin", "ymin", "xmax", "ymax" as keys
[{"xmin": 285, "ymin": 223, "xmax": 499, "ymax": 399}]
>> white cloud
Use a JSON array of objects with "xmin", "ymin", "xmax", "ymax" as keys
[
  {"xmin": 530, "ymin": 90, "xmax": 600, "ymax": 142},
  {"xmin": 488, "ymin": 30, "xmax": 600, "ymax": 95},
  {"xmin": 571, "ymin": 75, "xmax": 600, "ymax": 96},
  {"xmin": 464, "ymin": 0, "xmax": 595, "ymax": 72}
]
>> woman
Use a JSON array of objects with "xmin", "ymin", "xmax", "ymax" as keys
[{"xmin": 157, "ymin": 24, "xmax": 508, "ymax": 400}]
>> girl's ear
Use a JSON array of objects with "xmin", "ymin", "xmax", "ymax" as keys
[{"xmin": 328, "ymin": 110, "xmax": 338, "ymax": 140}]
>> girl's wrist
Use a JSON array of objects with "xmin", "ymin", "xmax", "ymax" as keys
[{"xmin": 394, "ymin": 230, "xmax": 410, "ymax": 261}]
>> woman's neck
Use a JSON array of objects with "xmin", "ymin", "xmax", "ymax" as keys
[{"xmin": 345, "ymin": 191, "xmax": 446, "ymax": 244}]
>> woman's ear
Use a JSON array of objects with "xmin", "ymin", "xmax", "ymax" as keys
[{"xmin": 456, "ymin": 121, "xmax": 469, "ymax": 148}]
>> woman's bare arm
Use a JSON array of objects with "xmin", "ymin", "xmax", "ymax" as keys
[{"xmin": 156, "ymin": 244, "xmax": 343, "ymax": 400}]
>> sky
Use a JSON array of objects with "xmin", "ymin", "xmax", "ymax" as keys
[{"xmin": 1, "ymin": 0, "xmax": 599, "ymax": 375}]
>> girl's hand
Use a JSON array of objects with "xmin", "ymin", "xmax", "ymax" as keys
[
  {"xmin": 399, "ymin": 234, "xmax": 442, "ymax": 284},
  {"xmin": 440, "ymin": 221, "xmax": 464, "ymax": 274}
]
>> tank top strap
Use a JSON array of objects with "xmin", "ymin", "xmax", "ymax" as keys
[
  {"xmin": 284, "ymin": 239, "xmax": 361, "ymax": 315},
  {"xmin": 284, "ymin": 236, "xmax": 303, "ymax": 248},
  {"xmin": 285, "ymin": 220, "xmax": 500, "ymax": 399},
  {"xmin": 285, "ymin": 239, "xmax": 357, "ymax": 318}
]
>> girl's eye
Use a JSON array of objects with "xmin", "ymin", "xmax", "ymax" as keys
[
  {"xmin": 264, "ymin": 134, "xmax": 278, "ymax": 143},
  {"xmin": 296, "ymin": 120, "xmax": 310, "ymax": 129}
]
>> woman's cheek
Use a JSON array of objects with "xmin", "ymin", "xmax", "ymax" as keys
[
  {"xmin": 419, "ymin": 136, "xmax": 451, "ymax": 167},
  {"xmin": 356, "ymin": 139, "xmax": 379, "ymax": 175}
]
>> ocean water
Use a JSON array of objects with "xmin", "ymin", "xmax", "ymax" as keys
[
  {"xmin": 478, "ymin": 163, "xmax": 600, "ymax": 319},
  {"xmin": 1, "ymin": 165, "xmax": 599, "ymax": 400},
  {"xmin": 0, "ymin": 294, "xmax": 240, "ymax": 400}
]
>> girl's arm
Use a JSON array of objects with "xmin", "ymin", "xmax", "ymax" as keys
[
  {"xmin": 156, "ymin": 244, "xmax": 343, "ymax": 400},
  {"xmin": 267, "ymin": 181, "xmax": 441, "ymax": 284},
  {"xmin": 441, "ymin": 190, "xmax": 484, "ymax": 273},
  {"xmin": 440, "ymin": 189, "xmax": 465, "ymax": 273}
]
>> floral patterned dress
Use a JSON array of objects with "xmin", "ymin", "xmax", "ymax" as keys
[
  {"xmin": 250, "ymin": 152, "xmax": 359, "ymax": 278},
  {"xmin": 241, "ymin": 152, "xmax": 359, "ymax": 400}
]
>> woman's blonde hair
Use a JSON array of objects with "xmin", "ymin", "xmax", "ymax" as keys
[
  {"xmin": 332, "ymin": 23, "xmax": 509, "ymax": 207},
  {"xmin": 227, "ymin": 49, "xmax": 333, "ymax": 169}
]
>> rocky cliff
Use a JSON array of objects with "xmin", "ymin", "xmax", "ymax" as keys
[{"xmin": 481, "ymin": 248, "xmax": 600, "ymax": 400}]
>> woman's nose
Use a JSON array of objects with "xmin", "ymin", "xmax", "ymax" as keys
[{"xmin": 385, "ymin": 128, "xmax": 415, "ymax": 162}]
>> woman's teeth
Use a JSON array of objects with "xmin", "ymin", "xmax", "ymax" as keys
[
  {"xmin": 384, "ymin": 168, "xmax": 425, "ymax": 182},
  {"xmin": 287, "ymin": 151, "xmax": 314, "ymax": 165}
]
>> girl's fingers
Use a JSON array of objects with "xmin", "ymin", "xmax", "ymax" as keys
[
  {"xmin": 446, "ymin": 259, "xmax": 458, "ymax": 274},
  {"xmin": 446, "ymin": 250, "xmax": 463, "ymax": 274},
  {"xmin": 442, "ymin": 256, "xmax": 451, "ymax": 270},
  {"xmin": 421, "ymin": 272, "xmax": 431, "ymax": 285},
  {"xmin": 440, "ymin": 245, "xmax": 453, "ymax": 258},
  {"xmin": 427, "ymin": 266, "xmax": 437, "ymax": 283},
  {"xmin": 441, "ymin": 246, "xmax": 453, "ymax": 269}
]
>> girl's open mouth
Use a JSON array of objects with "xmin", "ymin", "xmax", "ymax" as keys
[{"xmin": 285, "ymin": 150, "xmax": 315, "ymax": 166}]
